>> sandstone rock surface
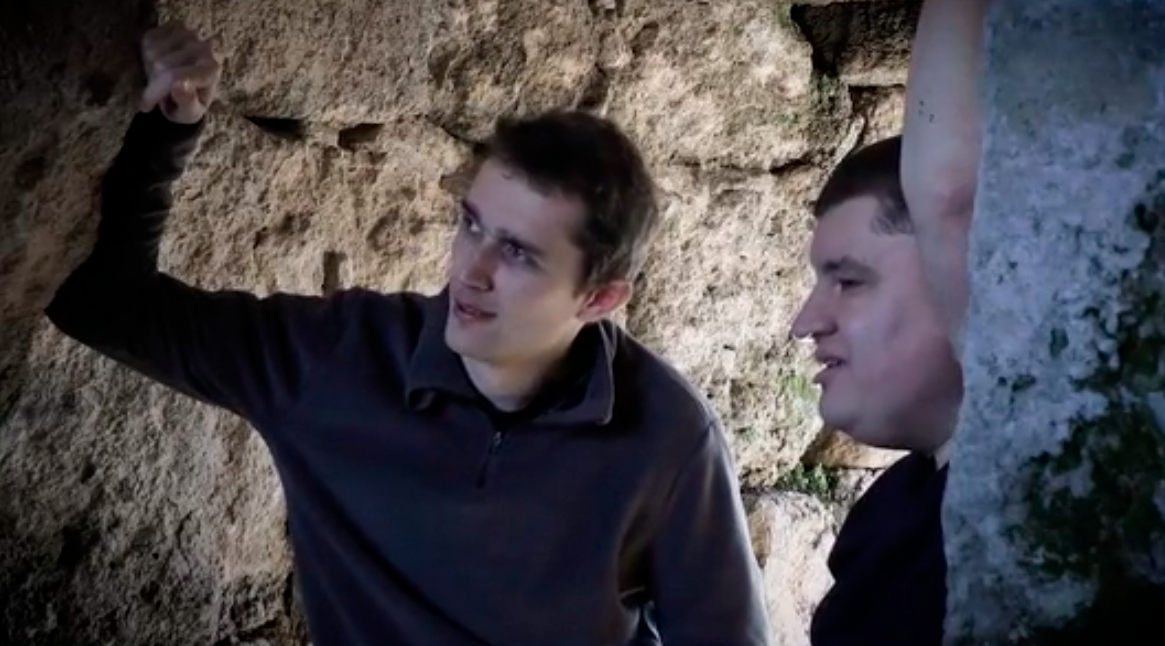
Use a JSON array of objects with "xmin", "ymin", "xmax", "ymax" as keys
[
  {"xmin": 1, "ymin": 1, "xmax": 919, "ymax": 643},
  {"xmin": 748, "ymin": 492, "xmax": 838, "ymax": 646}
]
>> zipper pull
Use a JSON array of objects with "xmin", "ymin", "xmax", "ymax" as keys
[{"xmin": 476, "ymin": 431, "xmax": 506, "ymax": 489}]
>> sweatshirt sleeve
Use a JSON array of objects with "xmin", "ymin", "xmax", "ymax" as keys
[
  {"xmin": 648, "ymin": 421, "xmax": 773, "ymax": 646},
  {"xmin": 45, "ymin": 109, "xmax": 348, "ymax": 425}
]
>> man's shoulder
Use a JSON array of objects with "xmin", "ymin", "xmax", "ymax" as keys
[
  {"xmin": 848, "ymin": 453, "xmax": 945, "ymax": 511},
  {"xmin": 318, "ymin": 286, "xmax": 443, "ymax": 355},
  {"xmin": 833, "ymin": 452, "xmax": 947, "ymax": 550},
  {"xmin": 606, "ymin": 323, "xmax": 719, "ymax": 436}
]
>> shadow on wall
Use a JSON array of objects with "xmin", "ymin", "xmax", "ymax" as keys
[
  {"xmin": 0, "ymin": 0, "xmax": 152, "ymax": 429},
  {"xmin": 1, "ymin": 1, "xmax": 154, "ymax": 643}
]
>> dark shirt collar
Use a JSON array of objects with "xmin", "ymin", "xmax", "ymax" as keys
[{"xmin": 404, "ymin": 288, "xmax": 616, "ymax": 427}]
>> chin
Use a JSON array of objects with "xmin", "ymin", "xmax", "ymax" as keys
[
  {"xmin": 840, "ymin": 421, "xmax": 926, "ymax": 452},
  {"xmin": 845, "ymin": 431, "xmax": 909, "ymax": 452},
  {"xmin": 443, "ymin": 324, "xmax": 477, "ymax": 359},
  {"xmin": 822, "ymin": 413, "xmax": 900, "ymax": 452}
]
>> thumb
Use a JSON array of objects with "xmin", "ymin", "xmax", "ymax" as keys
[
  {"xmin": 171, "ymin": 79, "xmax": 198, "ymax": 107},
  {"xmin": 139, "ymin": 70, "xmax": 173, "ymax": 112}
]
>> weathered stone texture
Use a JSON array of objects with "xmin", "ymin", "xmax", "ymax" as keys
[
  {"xmin": 1, "ymin": 1, "xmax": 918, "ymax": 643},
  {"xmin": 167, "ymin": 0, "xmax": 435, "ymax": 123},
  {"xmin": 791, "ymin": 0, "xmax": 919, "ymax": 86},
  {"xmin": 629, "ymin": 163, "xmax": 826, "ymax": 485},
  {"xmin": 803, "ymin": 426, "xmax": 904, "ymax": 470},
  {"xmin": 944, "ymin": 0, "xmax": 1165, "ymax": 642},
  {"xmin": 605, "ymin": 0, "xmax": 852, "ymax": 169},
  {"xmin": 749, "ymin": 493, "xmax": 838, "ymax": 646}
]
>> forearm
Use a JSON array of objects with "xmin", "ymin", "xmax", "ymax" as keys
[
  {"xmin": 95, "ymin": 109, "xmax": 203, "ymax": 271},
  {"xmin": 901, "ymin": 0, "xmax": 992, "ymax": 220},
  {"xmin": 42, "ymin": 24, "xmax": 339, "ymax": 424},
  {"xmin": 901, "ymin": 0, "xmax": 993, "ymax": 348},
  {"xmin": 47, "ymin": 109, "xmax": 204, "ymax": 342}
]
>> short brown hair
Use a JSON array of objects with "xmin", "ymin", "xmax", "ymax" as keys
[
  {"xmin": 483, "ymin": 110, "xmax": 659, "ymax": 286},
  {"xmin": 814, "ymin": 135, "xmax": 912, "ymax": 234}
]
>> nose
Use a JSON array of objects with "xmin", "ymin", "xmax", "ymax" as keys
[
  {"xmin": 458, "ymin": 243, "xmax": 496, "ymax": 291},
  {"xmin": 790, "ymin": 287, "xmax": 835, "ymax": 342}
]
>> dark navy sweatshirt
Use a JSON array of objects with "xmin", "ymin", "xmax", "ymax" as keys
[{"xmin": 45, "ymin": 109, "xmax": 772, "ymax": 646}]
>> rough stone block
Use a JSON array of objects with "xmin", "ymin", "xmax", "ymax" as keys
[{"xmin": 944, "ymin": 0, "xmax": 1165, "ymax": 641}]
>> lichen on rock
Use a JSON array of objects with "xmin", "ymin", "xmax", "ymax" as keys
[{"xmin": 943, "ymin": 0, "xmax": 1165, "ymax": 642}]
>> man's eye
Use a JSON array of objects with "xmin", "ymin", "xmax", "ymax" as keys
[
  {"xmin": 503, "ymin": 242, "xmax": 533, "ymax": 265},
  {"xmin": 837, "ymin": 278, "xmax": 862, "ymax": 290},
  {"xmin": 460, "ymin": 213, "xmax": 481, "ymax": 234},
  {"xmin": 503, "ymin": 242, "xmax": 525, "ymax": 259}
]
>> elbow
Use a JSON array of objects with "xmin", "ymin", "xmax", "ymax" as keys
[
  {"xmin": 906, "ymin": 170, "xmax": 978, "ymax": 230},
  {"xmin": 44, "ymin": 264, "xmax": 99, "ymax": 340},
  {"xmin": 43, "ymin": 253, "xmax": 140, "ymax": 343},
  {"xmin": 929, "ymin": 182, "xmax": 977, "ymax": 225}
]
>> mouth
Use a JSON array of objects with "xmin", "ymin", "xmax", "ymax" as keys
[
  {"xmin": 813, "ymin": 358, "xmax": 845, "ymax": 384},
  {"xmin": 452, "ymin": 298, "xmax": 496, "ymax": 325}
]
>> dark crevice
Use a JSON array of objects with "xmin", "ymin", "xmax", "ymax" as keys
[
  {"xmin": 244, "ymin": 116, "xmax": 306, "ymax": 142},
  {"xmin": 630, "ymin": 21, "xmax": 660, "ymax": 57},
  {"xmin": 585, "ymin": 0, "xmax": 625, "ymax": 19},
  {"xmin": 82, "ymin": 71, "xmax": 115, "ymax": 107},
  {"xmin": 337, "ymin": 123, "xmax": 384, "ymax": 151},
  {"xmin": 57, "ymin": 522, "xmax": 99, "ymax": 572},
  {"xmin": 13, "ymin": 154, "xmax": 46, "ymax": 191},
  {"xmin": 669, "ymin": 151, "xmax": 817, "ymax": 178},
  {"xmin": 789, "ymin": 4, "xmax": 837, "ymax": 77},
  {"xmin": 576, "ymin": 66, "xmax": 609, "ymax": 112},
  {"xmin": 769, "ymin": 155, "xmax": 817, "ymax": 176},
  {"xmin": 427, "ymin": 116, "xmax": 481, "ymax": 148},
  {"xmin": 789, "ymin": 1, "xmax": 922, "ymax": 78},
  {"xmin": 321, "ymin": 251, "xmax": 346, "ymax": 296}
]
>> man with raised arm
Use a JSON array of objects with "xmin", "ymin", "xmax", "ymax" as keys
[
  {"xmin": 791, "ymin": 0, "xmax": 990, "ymax": 644},
  {"xmin": 47, "ymin": 22, "xmax": 771, "ymax": 646}
]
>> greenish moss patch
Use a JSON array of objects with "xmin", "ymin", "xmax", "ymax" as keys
[
  {"xmin": 777, "ymin": 463, "xmax": 841, "ymax": 501},
  {"xmin": 1007, "ymin": 174, "xmax": 1165, "ymax": 641}
]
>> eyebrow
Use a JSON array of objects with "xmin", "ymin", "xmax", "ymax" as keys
[
  {"xmin": 819, "ymin": 255, "xmax": 874, "ymax": 275},
  {"xmin": 460, "ymin": 199, "xmax": 547, "ymax": 260}
]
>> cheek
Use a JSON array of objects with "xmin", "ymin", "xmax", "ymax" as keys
[
  {"xmin": 505, "ymin": 272, "xmax": 582, "ymax": 321},
  {"xmin": 496, "ymin": 267, "xmax": 552, "ymax": 308},
  {"xmin": 841, "ymin": 296, "xmax": 913, "ymax": 383}
]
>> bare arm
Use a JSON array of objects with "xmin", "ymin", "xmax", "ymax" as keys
[{"xmin": 901, "ymin": 0, "xmax": 993, "ymax": 350}]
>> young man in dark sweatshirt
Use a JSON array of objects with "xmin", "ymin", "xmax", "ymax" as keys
[
  {"xmin": 46, "ymin": 22, "xmax": 771, "ymax": 646},
  {"xmin": 792, "ymin": 0, "xmax": 990, "ymax": 644}
]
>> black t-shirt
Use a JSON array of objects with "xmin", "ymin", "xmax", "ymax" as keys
[{"xmin": 811, "ymin": 452, "xmax": 949, "ymax": 646}]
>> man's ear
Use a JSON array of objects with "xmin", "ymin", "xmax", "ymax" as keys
[{"xmin": 577, "ymin": 280, "xmax": 633, "ymax": 323}]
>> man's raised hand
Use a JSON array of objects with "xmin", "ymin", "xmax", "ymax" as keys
[{"xmin": 139, "ymin": 22, "xmax": 221, "ymax": 124}]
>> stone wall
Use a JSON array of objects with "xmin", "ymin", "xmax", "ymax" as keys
[
  {"xmin": 944, "ymin": 0, "xmax": 1165, "ymax": 642},
  {"xmin": 0, "ymin": 1, "xmax": 916, "ymax": 643}
]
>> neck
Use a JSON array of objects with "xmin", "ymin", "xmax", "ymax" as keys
[
  {"xmin": 921, "ymin": 394, "xmax": 961, "ymax": 469},
  {"xmin": 462, "ymin": 342, "xmax": 576, "ymax": 412}
]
